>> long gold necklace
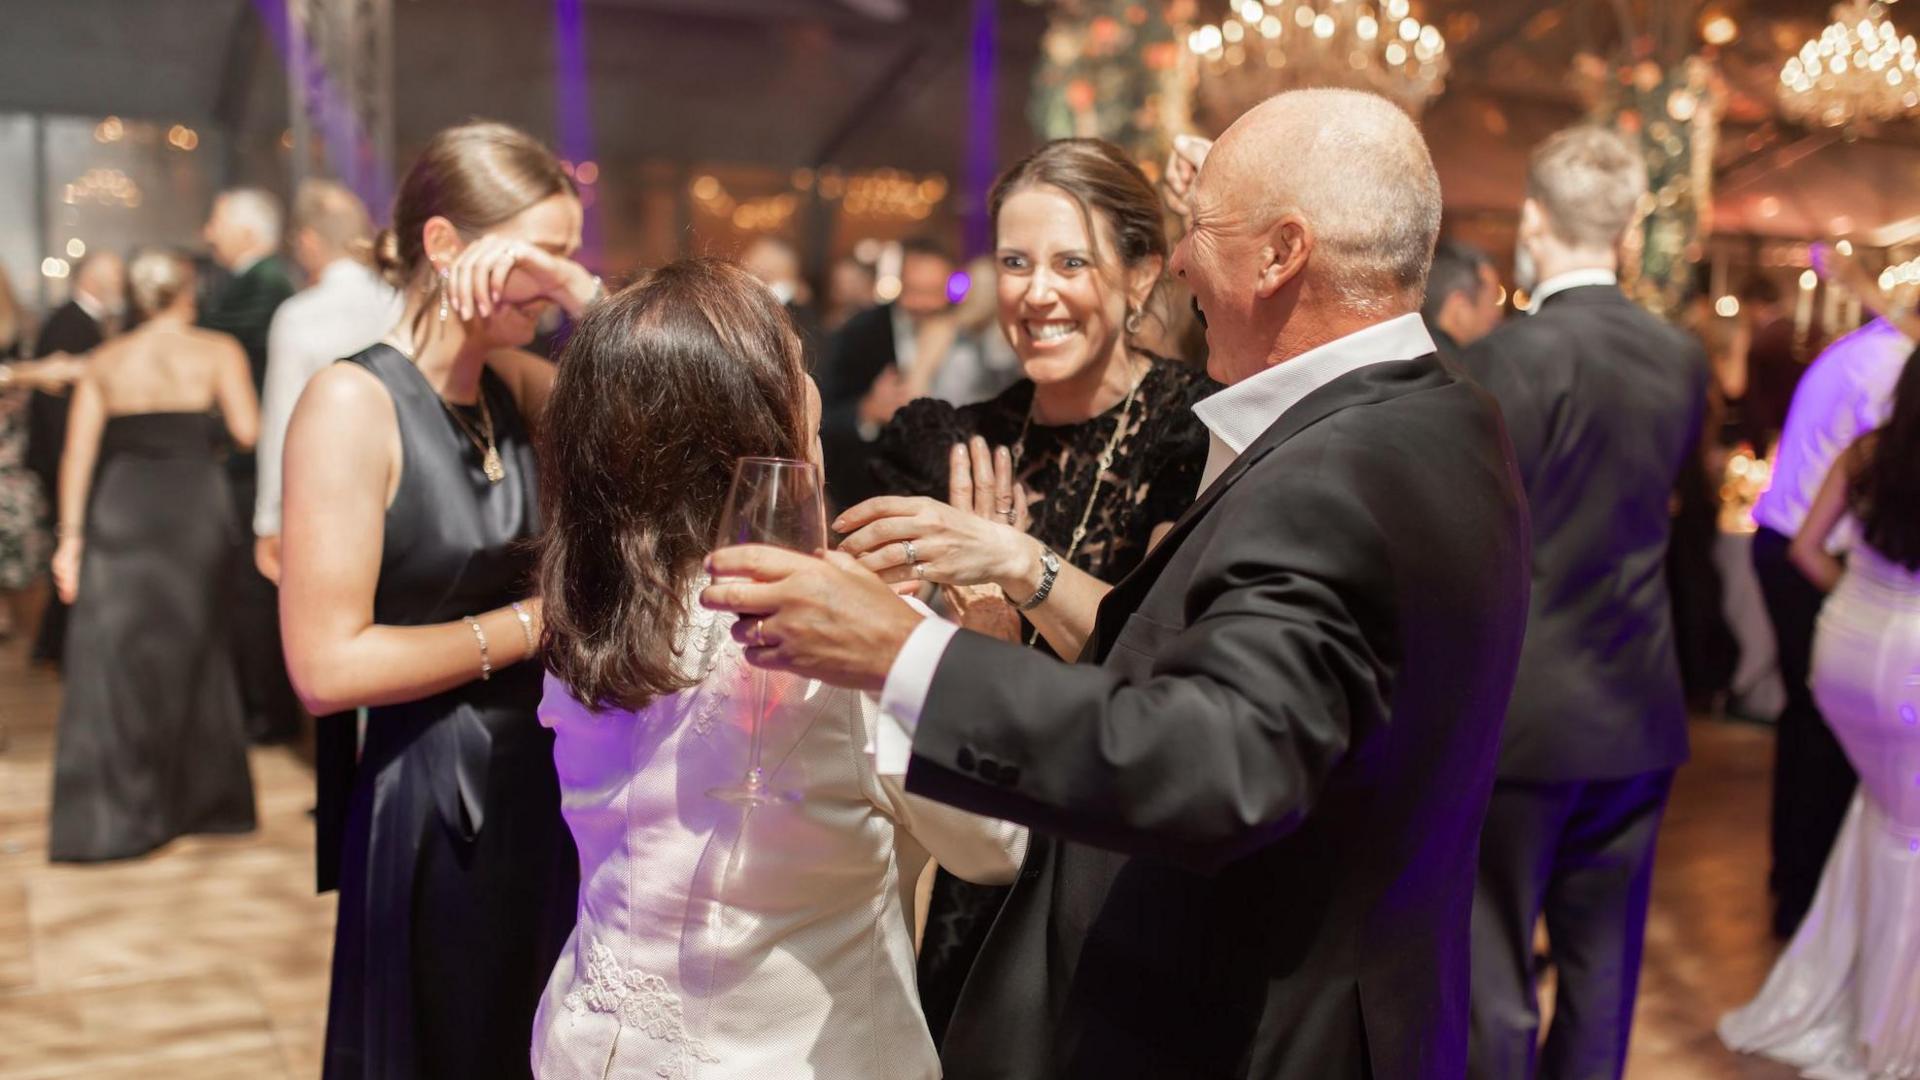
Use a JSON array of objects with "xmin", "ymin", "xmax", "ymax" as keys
[
  {"xmin": 1010, "ymin": 354, "xmax": 1146, "ymax": 564},
  {"xmin": 384, "ymin": 334, "xmax": 507, "ymax": 484}
]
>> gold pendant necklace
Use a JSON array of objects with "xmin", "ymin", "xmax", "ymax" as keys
[{"xmin": 385, "ymin": 334, "xmax": 507, "ymax": 484}]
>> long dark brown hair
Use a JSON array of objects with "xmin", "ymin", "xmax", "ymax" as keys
[
  {"xmin": 1850, "ymin": 347, "xmax": 1920, "ymax": 570},
  {"xmin": 538, "ymin": 258, "xmax": 810, "ymax": 711}
]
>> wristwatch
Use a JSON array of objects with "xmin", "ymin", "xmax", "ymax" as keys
[{"xmin": 1019, "ymin": 546, "xmax": 1061, "ymax": 613}]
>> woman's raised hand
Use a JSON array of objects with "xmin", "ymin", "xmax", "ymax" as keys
[
  {"xmin": 445, "ymin": 235, "xmax": 598, "ymax": 322},
  {"xmin": 835, "ymin": 437, "xmax": 1038, "ymax": 597}
]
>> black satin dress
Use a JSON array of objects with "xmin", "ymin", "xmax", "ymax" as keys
[
  {"xmin": 48, "ymin": 412, "xmax": 256, "ymax": 861},
  {"xmin": 321, "ymin": 345, "xmax": 577, "ymax": 1080}
]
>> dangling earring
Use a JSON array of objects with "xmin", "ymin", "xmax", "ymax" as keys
[
  {"xmin": 436, "ymin": 265, "xmax": 451, "ymax": 323},
  {"xmin": 1124, "ymin": 305, "xmax": 1143, "ymax": 336}
]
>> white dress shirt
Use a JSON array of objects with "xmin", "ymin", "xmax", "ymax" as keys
[
  {"xmin": 1525, "ymin": 267, "xmax": 1618, "ymax": 314},
  {"xmin": 254, "ymin": 259, "xmax": 401, "ymax": 536},
  {"xmin": 1751, "ymin": 317, "xmax": 1911, "ymax": 545},
  {"xmin": 873, "ymin": 312, "xmax": 1437, "ymax": 773}
]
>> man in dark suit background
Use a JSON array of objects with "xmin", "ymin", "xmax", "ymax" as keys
[
  {"xmin": 704, "ymin": 89, "xmax": 1532, "ymax": 1079},
  {"xmin": 199, "ymin": 187, "xmax": 299, "ymax": 744},
  {"xmin": 816, "ymin": 236, "xmax": 955, "ymax": 509},
  {"xmin": 1422, "ymin": 238, "xmax": 1505, "ymax": 360},
  {"xmin": 1461, "ymin": 126, "xmax": 1708, "ymax": 1080},
  {"xmin": 27, "ymin": 251, "xmax": 125, "ymax": 665}
]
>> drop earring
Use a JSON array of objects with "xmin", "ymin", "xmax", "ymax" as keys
[
  {"xmin": 1124, "ymin": 305, "xmax": 1142, "ymax": 335},
  {"xmin": 437, "ymin": 266, "xmax": 452, "ymax": 323}
]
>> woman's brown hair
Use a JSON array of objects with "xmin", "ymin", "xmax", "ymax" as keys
[
  {"xmin": 988, "ymin": 138, "xmax": 1170, "ymax": 329},
  {"xmin": 373, "ymin": 122, "xmax": 576, "ymax": 290},
  {"xmin": 538, "ymin": 258, "xmax": 810, "ymax": 711}
]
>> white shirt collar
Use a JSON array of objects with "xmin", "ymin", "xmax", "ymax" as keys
[
  {"xmin": 1526, "ymin": 268, "xmax": 1617, "ymax": 314},
  {"xmin": 1191, "ymin": 312, "xmax": 1434, "ymax": 490}
]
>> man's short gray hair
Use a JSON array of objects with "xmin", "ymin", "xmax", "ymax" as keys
[
  {"xmin": 1526, "ymin": 126, "xmax": 1648, "ymax": 250},
  {"xmin": 1267, "ymin": 89, "xmax": 1443, "ymax": 313},
  {"xmin": 219, "ymin": 187, "xmax": 284, "ymax": 248}
]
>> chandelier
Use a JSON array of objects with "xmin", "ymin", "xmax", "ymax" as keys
[
  {"xmin": 1779, "ymin": 0, "xmax": 1919, "ymax": 129},
  {"xmin": 1184, "ymin": 0, "xmax": 1449, "ymax": 131}
]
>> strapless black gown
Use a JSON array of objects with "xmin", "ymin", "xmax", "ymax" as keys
[
  {"xmin": 48, "ymin": 412, "xmax": 256, "ymax": 861},
  {"xmin": 321, "ymin": 344, "xmax": 577, "ymax": 1080}
]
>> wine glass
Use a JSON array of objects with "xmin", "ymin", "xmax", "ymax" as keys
[{"xmin": 708, "ymin": 456, "xmax": 828, "ymax": 806}]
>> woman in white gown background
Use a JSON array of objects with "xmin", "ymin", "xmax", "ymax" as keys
[
  {"xmin": 1720, "ymin": 346, "xmax": 1920, "ymax": 1078},
  {"xmin": 528, "ymin": 259, "xmax": 1025, "ymax": 1080}
]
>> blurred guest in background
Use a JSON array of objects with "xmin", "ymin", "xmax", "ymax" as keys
[
  {"xmin": 200, "ymin": 187, "xmax": 300, "ymax": 744},
  {"xmin": 1751, "ymin": 245, "xmax": 1910, "ymax": 941},
  {"xmin": 820, "ymin": 253, "xmax": 877, "ymax": 335},
  {"xmin": 740, "ymin": 233, "xmax": 822, "ymax": 361},
  {"xmin": 279, "ymin": 122, "xmax": 594, "ymax": 1080},
  {"xmin": 851, "ymin": 138, "xmax": 1214, "ymax": 1043},
  {"xmin": 28, "ymin": 250, "xmax": 124, "ymax": 666},
  {"xmin": 894, "ymin": 253, "xmax": 1023, "ymax": 408},
  {"xmin": 1740, "ymin": 275, "xmax": 1801, "ymax": 452},
  {"xmin": 47, "ymin": 250, "xmax": 258, "ymax": 862},
  {"xmin": 1720, "ymin": 347, "xmax": 1920, "ymax": 1078},
  {"xmin": 818, "ymin": 236, "xmax": 956, "ymax": 509},
  {"xmin": 1463, "ymin": 125, "xmax": 1707, "ymax": 1080},
  {"xmin": 0, "ymin": 268, "xmax": 85, "ymax": 661},
  {"xmin": 253, "ymin": 180, "xmax": 401, "ymax": 583},
  {"xmin": 1422, "ymin": 238, "xmax": 1505, "ymax": 359}
]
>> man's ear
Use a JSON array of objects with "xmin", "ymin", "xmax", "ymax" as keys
[{"xmin": 1256, "ymin": 214, "xmax": 1312, "ymax": 300}]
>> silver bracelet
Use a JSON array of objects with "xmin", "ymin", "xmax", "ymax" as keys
[
  {"xmin": 508, "ymin": 601, "xmax": 537, "ymax": 654},
  {"xmin": 463, "ymin": 615, "xmax": 492, "ymax": 681}
]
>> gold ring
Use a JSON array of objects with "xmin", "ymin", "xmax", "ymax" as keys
[{"xmin": 750, "ymin": 618, "xmax": 766, "ymax": 647}]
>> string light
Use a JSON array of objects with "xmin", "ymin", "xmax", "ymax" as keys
[
  {"xmin": 63, "ymin": 168, "xmax": 142, "ymax": 209},
  {"xmin": 41, "ymin": 257, "xmax": 70, "ymax": 279},
  {"xmin": 1878, "ymin": 254, "xmax": 1920, "ymax": 290},
  {"xmin": 690, "ymin": 168, "xmax": 947, "ymax": 231},
  {"xmin": 166, "ymin": 125, "xmax": 199, "ymax": 151}
]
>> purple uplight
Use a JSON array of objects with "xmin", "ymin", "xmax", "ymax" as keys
[
  {"xmin": 947, "ymin": 270, "xmax": 972, "ymax": 305},
  {"xmin": 553, "ymin": 0, "xmax": 601, "ymax": 265},
  {"xmin": 962, "ymin": 0, "xmax": 997, "ymax": 258}
]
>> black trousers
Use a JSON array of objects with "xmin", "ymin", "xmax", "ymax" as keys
[
  {"xmin": 227, "ymin": 469, "xmax": 300, "ymax": 744},
  {"xmin": 1751, "ymin": 526, "xmax": 1857, "ymax": 938},
  {"xmin": 1469, "ymin": 769, "xmax": 1674, "ymax": 1080}
]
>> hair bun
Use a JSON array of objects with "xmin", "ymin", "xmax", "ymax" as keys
[{"xmin": 371, "ymin": 227, "xmax": 403, "ymax": 284}]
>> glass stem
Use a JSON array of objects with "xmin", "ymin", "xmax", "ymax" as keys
[{"xmin": 744, "ymin": 668, "xmax": 767, "ymax": 790}]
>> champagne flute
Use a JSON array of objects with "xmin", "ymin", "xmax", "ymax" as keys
[{"xmin": 708, "ymin": 456, "xmax": 828, "ymax": 806}]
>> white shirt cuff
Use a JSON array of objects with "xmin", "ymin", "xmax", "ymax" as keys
[{"xmin": 874, "ymin": 612, "xmax": 962, "ymax": 776}]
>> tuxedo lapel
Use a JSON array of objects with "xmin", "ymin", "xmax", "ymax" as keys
[{"xmin": 1086, "ymin": 355, "xmax": 1448, "ymax": 661}]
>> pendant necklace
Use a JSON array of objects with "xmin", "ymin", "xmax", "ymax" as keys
[{"xmin": 384, "ymin": 334, "xmax": 507, "ymax": 484}]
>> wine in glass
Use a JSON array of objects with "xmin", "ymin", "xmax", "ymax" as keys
[{"xmin": 708, "ymin": 456, "xmax": 828, "ymax": 806}]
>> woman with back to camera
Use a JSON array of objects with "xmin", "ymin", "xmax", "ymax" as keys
[
  {"xmin": 842, "ymin": 137, "xmax": 1216, "ymax": 1039},
  {"xmin": 278, "ymin": 121, "xmax": 602, "ymax": 1079},
  {"xmin": 1719, "ymin": 344, "xmax": 1920, "ymax": 1077},
  {"xmin": 47, "ymin": 250, "xmax": 258, "ymax": 861},
  {"xmin": 530, "ymin": 258, "xmax": 1025, "ymax": 1079}
]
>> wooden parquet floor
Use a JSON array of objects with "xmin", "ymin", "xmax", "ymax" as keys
[{"xmin": 0, "ymin": 645, "xmax": 1805, "ymax": 1078}]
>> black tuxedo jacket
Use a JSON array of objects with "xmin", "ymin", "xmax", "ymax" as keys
[
  {"xmin": 817, "ymin": 301, "xmax": 899, "ymax": 508},
  {"xmin": 1460, "ymin": 285, "xmax": 1707, "ymax": 782},
  {"xmin": 199, "ymin": 255, "xmax": 295, "ymax": 391},
  {"xmin": 27, "ymin": 301, "xmax": 107, "ymax": 496},
  {"xmin": 906, "ymin": 355, "xmax": 1531, "ymax": 1079}
]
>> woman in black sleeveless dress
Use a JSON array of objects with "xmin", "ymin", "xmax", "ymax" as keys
[
  {"xmin": 47, "ymin": 251, "xmax": 259, "ymax": 861},
  {"xmin": 279, "ymin": 124, "xmax": 604, "ymax": 1079}
]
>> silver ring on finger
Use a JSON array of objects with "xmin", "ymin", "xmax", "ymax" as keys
[
  {"xmin": 903, "ymin": 538, "xmax": 918, "ymax": 567},
  {"xmin": 913, "ymin": 560, "xmax": 928, "ymax": 580}
]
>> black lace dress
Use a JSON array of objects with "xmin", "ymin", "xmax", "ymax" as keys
[{"xmin": 871, "ymin": 351, "xmax": 1216, "ymax": 1044}]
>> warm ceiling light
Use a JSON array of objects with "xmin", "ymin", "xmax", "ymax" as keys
[{"xmin": 1702, "ymin": 13, "xmax": 1739, "ymax": 46}]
